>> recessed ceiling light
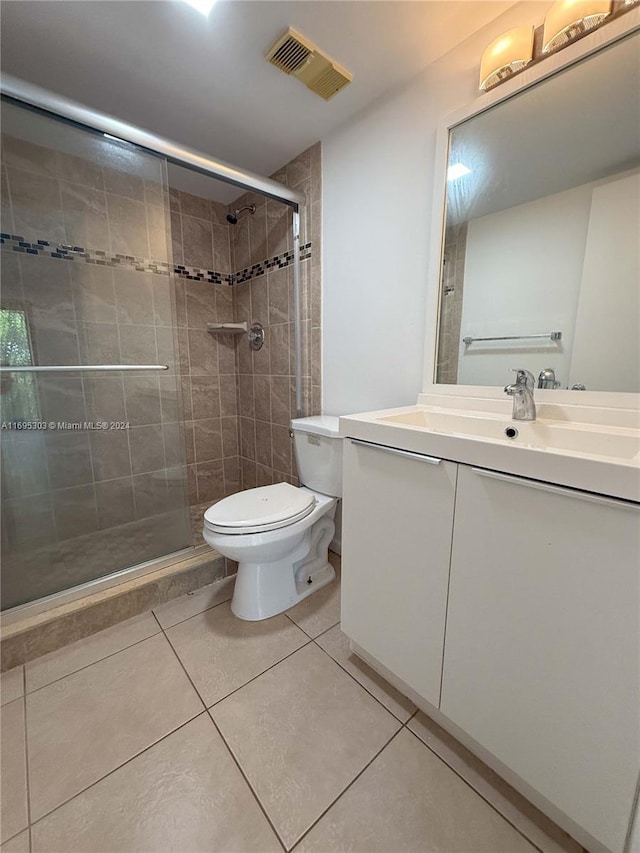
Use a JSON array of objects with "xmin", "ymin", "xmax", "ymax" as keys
[
  {"xmin": 447, "ymin": 163, "xmax": 471, "ymax": 181},
  {"xmin": 181, "ymin": 0, "xmax": 217, "ymax": 16}
]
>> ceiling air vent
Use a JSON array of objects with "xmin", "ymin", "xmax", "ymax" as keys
[{"xmin": 266, "ymin": 28, "xmax": 352, "ymax": 101}]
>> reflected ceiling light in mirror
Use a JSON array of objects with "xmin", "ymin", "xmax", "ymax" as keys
[
  {"xmin": 479, "ymin": 26, "xmax": 534, "ymax": 91},
  {"xmin": 448, "ymin": 163, "xmax": 472, "ymax": 181},
  {"xmin": 542, "ymin": 0, "xmax": 612, "ymax": 53},
  {"xmin": 181, "ymin": 0, "xmax": 218, "ymax": 15}
]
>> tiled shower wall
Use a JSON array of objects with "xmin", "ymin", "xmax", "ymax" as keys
[
  {"xmin": 165, "ymin": 190, "xmax": 239, "ymax": 540},
  {"xmin": 0, "ymin": 132, "xmax": 193, "ymax": 608},
  {"xmin": 231, "ymin": 142, "xmax": 321, "ymax": 489},
  {"xmin": 436, "ymin": 223, "xmax": 467, "ymax": 384},
  {"xmin": 1, "ymin": 127, "xmax": 322, "ymax": 604}
]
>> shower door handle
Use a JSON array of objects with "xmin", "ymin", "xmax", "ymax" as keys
[{"xmin": 0, "ymin": 364, "xmax": 169, "ymax": 373}]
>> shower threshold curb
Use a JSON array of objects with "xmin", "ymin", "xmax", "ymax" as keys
[{"xmin": 1, "ymin": 547, "xmax": 231, "ymax": 671}]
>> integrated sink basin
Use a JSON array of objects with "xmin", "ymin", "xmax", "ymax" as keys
[
  {"xmin": 340, "ymin": 397, "xmax": 640, "ymax": 503},
  {"xmin": 379, "ymin": 409, "xmax": 640, "ymax": 462}
]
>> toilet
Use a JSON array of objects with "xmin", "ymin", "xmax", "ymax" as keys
[{"xmin": 203, "ymin": 416, "xmax": 343, "ymax": 621}]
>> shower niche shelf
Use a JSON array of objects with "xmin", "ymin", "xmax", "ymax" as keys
[{"xmin": 207, "ymin": 322, "xmax": 248, "ymax": 335}]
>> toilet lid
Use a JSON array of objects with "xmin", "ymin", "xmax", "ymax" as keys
[{"xmin": 204, "ymin": 483, "xmax": 316, "ymax": 534}]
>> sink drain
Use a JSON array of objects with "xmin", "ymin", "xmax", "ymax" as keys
[{"xmin": 505, "ymin": 426, "xmax": 518, "ymax": 439}]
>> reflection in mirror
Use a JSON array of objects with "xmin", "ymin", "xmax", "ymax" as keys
[{"xmin": 436, "ymin": 31, "xmax": 640, "ymax": 392}]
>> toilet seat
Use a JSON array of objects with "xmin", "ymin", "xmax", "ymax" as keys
[{"xmin": 204, "ymin": 482, "xmax": 316, "ymax": 535}]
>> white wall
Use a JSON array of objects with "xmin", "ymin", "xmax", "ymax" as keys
[
  {"xmin": 457, "ymin": 184, "xmax": 593, "ymax": 387},
  {"xmin": 570, "ymin": 172, "xmax": 640, "ymax": 393},
  {"xmin": 321, "ymin": 2, "xmax": 544, "ymax": 416}
]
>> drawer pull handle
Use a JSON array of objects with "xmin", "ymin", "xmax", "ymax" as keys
[
  {"xmin": 350, "ymin": 438, "xmax": 441, "ymax": 465},
  {"xmin": 471, "ymin": 467, "xmax": 639, "ymax": 511}
]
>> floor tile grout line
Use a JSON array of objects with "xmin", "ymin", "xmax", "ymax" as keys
[
  {"xmin": 22, "ymin": 625, "xmax": 164, "ymax": 699},
  {"xmin": 150, "ymin": 610, "xmax": 208, "ymax": 713},
  {"xmin": 282, "ymin": 610, "xmax": 315, "ymax": 640},
  {"xmin": 153, "ymin": 602, "xmax": 287, "ymax": 849},
  {"xmin": 0, "ymin": 827, "xmax": 30, "ymax": 849},
  {"xmin": 402, "ymin": 725, "xmax": 549, "ymax": 853},
  {"xmin": 312, "ymin": 638, "xmax": 416, "ymax": 726},
  {"xmin": 206, "ymin": 636, "xmax": 314, "ymax": 709},
  {"xmin": 288, "ymin": 726, "xmax": 404, "ymax": 852},
  {"xmin": 205, "ymin": 707, "xmax": 288, "ymax": 853},
  {"xmin": 22, "ymin": 688, "xmax": 33, "ymax": 846},
  {"xmin": 26, "ymin": 709, "xmax": 208, "ymax": 830},
  {"xmin": 308, "ymin": 618, "xmax": 341, "ymax": 642},
  {"xmin": 152, "ymin": 583, "xmax": 235, "ymax": 631}
]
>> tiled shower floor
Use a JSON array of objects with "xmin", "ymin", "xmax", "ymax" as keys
[{"xmin": 1, "ymin": 554, "xmax": 583, "ymax": 853}]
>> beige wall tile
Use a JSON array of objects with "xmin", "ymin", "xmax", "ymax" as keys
[
  {"xmin": 106, "ymin": 193, "xmax": 149, "ymax": 257},
  {"xmin": 95, "ymin": 477, "xmax": 135, "ymax": 529},
  {"xmin": 190, "ymin": 374, "xmax": 221, "ymax": 420},
  {"xmin": 182, "ymin": 215, "xmax": 213, "ymax": 269},
  {"xmin": 178, "ymin": 189, "xmax": 210, "ymax": 221},
  {"xmin": 60, "ymin": 182, "xmax": 108, "ymax": 251},
  {"xmin": 195, "ymin": 459, "xmax": 224, "ymax": 504},
  {"xmin": 187, "ymin": 328, "xmax": 217, "ymax": 374},
  {"xmin": 129, "ymin": 424, "xmax": 165, "ymax": 474},
  {"xmin": 193, "ymin": 418, "xmax": 223, "ymax": 463},
  {"xmin": 7, "ymin": 166, "xmax": 65, "ymax": 243},
  {"xmin": 52, "ymin": 484, "xmax": 98, "ymax": 539}
]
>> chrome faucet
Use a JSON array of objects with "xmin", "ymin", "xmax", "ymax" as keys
[
  {"xmin": 504, "ymin": 369, "xmax": 536, "ymax": 421},
  {"xmin": 538, "ymin": 368, "xmax": 560, "ymax": 389}
]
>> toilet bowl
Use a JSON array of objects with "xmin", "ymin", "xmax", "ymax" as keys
[{"xmin": 203, "ymin": 416, "xmax": 343, "ymax": 621}]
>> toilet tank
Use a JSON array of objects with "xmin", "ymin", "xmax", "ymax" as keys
[{"xmin": 291, "ymin": 416, "xmax": 343, "ymax": 497}]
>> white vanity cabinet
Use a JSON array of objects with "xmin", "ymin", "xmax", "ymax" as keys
[
  {"xmin": 341, "ymin": 438, "xmax": 457, "ymax": 707},
  {"xmin": 441, "ymin": 464, "xmax": 639, "ymax": 853}
]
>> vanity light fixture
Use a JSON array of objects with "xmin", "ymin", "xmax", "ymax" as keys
[
  {"xmin": 479, "ymin": 26, "xmax": 534, "ymax": 91},
  {"xmin": 447, "ymin": 163, "xmax": 471, "ymax": 181},
  {"xmin": 542, "ymin": 0, "xmax": 612, "ymax": 53},
  {"xmin": 181, "ymin": 0, "xmax": 218, "ymax": 16}
]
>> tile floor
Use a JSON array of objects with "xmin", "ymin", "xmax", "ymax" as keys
[{"xmin": 1, "ymin": 553, "xmax": 584, "ymax": 853}]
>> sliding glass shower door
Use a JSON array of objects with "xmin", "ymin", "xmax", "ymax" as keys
[{"xmin": 0, "ymin": 99, "xmax": 191, "ymax": 609}]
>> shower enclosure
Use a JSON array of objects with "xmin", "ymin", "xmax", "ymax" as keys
[{"xmin": 0, "ymin": 80, "xmax": 308, "ymax": 613}]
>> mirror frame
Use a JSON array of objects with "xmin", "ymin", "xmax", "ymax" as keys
[{"xmin": 422, "ymin": 8, "xmax": 640, "ymax": 409}]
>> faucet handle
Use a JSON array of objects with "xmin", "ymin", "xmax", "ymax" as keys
[{"xmin": 510, "ymin": 368, "xmax": 535, "ymax": 390}]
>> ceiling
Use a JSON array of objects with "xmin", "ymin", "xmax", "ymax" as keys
[
  {"xmin": 0, "ymin": 0, "xmax": 515, "ymax": 202},
  {"xmin": 446, "ymin": 30, "xmax": 640, "ymax": 225}
]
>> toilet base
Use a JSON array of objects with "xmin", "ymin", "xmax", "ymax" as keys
[{"xmin": 230, "ymin": 515, "xmax": 336, "ymax": 621}]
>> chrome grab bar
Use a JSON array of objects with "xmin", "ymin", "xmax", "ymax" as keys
[
  {"xmin": 463, "ymin": 331, "xmax": 562, "ymax": 345},
  {"xmin": 0, "ymin": 364, "xmax": 169, "ymax": 373}
]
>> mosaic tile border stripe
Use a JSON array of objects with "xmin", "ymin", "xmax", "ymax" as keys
[{"xmin": 0, "ymin": 233, "xmax": 312, "ymax": 286}]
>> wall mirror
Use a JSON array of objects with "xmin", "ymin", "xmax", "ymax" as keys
[{"xmin": 435, "ymin": 29, "xmax": 639, "ymax": 393}]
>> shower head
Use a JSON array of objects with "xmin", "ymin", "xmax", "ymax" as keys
[{"xmin": 226, "ymin": 204, "xmax": 256, "ymax": 225}]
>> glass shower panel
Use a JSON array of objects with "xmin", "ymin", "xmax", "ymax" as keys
[{"xmin": 0, "ymin": 100, "xmax": 191, "ymax": 610}]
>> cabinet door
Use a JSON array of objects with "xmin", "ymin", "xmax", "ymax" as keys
[
  {"xmin": 442, "ymin": 465, "xmax": 640, "ymax": 853},
  {"xmin": 341, "ymin": 438, "xmax": 457, "ymax": 707}
]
